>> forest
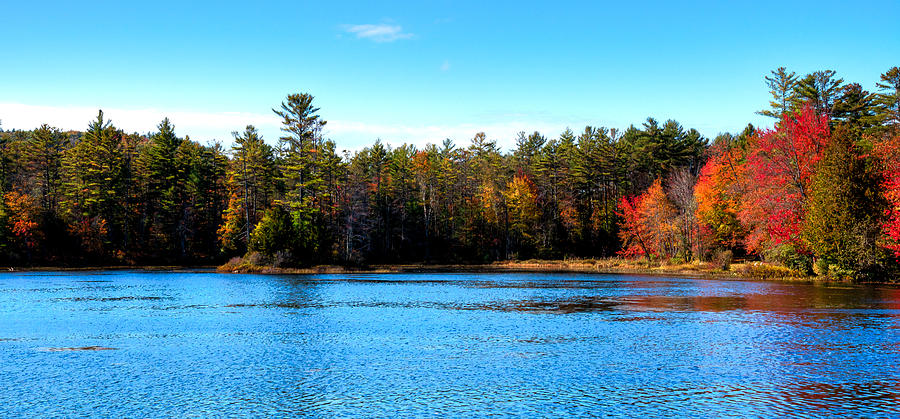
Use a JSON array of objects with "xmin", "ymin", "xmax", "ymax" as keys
[{"xmin": 1, "ymin": 67, "xmax": 899, "ymax": 280}]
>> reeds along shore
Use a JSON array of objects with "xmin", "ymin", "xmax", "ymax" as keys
[{"xmin": 216, "ymin": 257, "xmax": 842, "ymax": 283}]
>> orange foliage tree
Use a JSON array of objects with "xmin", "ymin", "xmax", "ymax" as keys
[
  {"xmin": 617, "ymin": 179, "xmax": 677, "ymax": 259},
  {"xmin": 504, "ymin": 173, "xmax": 539, "ymax": 255},
  {"xmin": 4, "ymin": 191, "xmax": 43, "ymax": 255},
  {"xmin": 694, "ymin": 141, "xmax": 746, "ymax": 251}
]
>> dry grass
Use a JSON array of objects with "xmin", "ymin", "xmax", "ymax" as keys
[{"xmin": 216, "ymin": 256, "xmax": 815, "ymax": 282}]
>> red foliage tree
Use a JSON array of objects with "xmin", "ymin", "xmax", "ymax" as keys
[
  {"xmin": 877, "ymin": 135, "xmax": 900, "ymax": 257},
  {"xmin": 739, "ymin": 105, "xmax": 830, "ymax": 254}
]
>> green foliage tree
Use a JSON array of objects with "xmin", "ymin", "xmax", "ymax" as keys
[
  {"xmin": 618, "ymin": 118, "xmax": 707, "ymax": 192},
  {"xmin": 173, "ymin": 139, "xmax": 227, "ymax": 259},
  {"xmin": 24, "ymin": 124, "xmax": 67, "ymax": 212},
  {"xmin": 794, "ymin": 70, "xmax": 844, "ymax": 116},
  {"xmin": 141, "ymin": 118, "xmax": 184, "ymax": 255},
  {"xmin": 759, "ymin": 67, "xmax": 798, "ymax": 118},
  {"xmin": 274, "ymin": 93, "xmax": 326, "ymax": 208},
  {"xmin": 248, "ymin": 206, "xmax": 299, "ymax": 264},
  {"xmin": 803, "ymin": 127, "xmax": 888, "ymax": 278},
  {"xmin": 832, "ymin": 83, "xmax": 879, "ymax": 133},
  {"xmin": 272, "ymin": 93, "xmax": 331, "ymax": 264},
  {"xmin": 875, "ymin": 66, "xmax": 900, "ymax": 129},
  {"xmin": 220, "ymin": 125, "xmax": 278, "ymax": 254},
  {"xmin": 60, "ymin": 110, "xmax": 126, "ymax": 257}
]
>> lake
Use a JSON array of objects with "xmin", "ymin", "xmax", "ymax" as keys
[{"xmin": 1, "ymin": 271, "xmax": 898, "ymax": 416}]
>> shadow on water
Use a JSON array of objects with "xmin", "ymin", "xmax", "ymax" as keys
[
  {"xmin": 468, "ymin": 296, "xmax": 621, "ymax": 314},
  {"xmin": 53, "ymin": 296, "xmax": 167, "ymax": 302},
  {"xmin": 38, "ymin": 346, "xmax": 118, "ymax": 352}
]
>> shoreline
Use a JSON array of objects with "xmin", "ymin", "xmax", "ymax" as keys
[
  {"xmin": 213, "ymin": 259, "xmax": 843, "ymax": 283},
  {"xmin": 3, "ymin": 259, "xmax": 891, "ymax": 284},
  {"xmin": 0, "ymin": 265, "xmax": 218, "ymax": 273}
]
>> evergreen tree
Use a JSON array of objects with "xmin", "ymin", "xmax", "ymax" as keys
[
  {"xmin": 24, "ymin": 124, "xmax": 67, "ymax": 212},
  {"xmin": 794, "ymin": 70, "xmax": 844, "ymax": 116},
  {"xmin": 60, "ymin": 110, "xmax": 126, "ymax": 257},
  {"xmin": 572, "ymin": 126, "xmax": 622, "ymax": 254},
  {"xmin": 219, "ymin": 125, "xmax": 278, "ymax": 254},
  {"xmin": 758, "ymin": 67, "xmax": 798, "ymax": 118},
  {"xmin": 875, "ymin": 66, "xmax": 900, "ymax": 129},
  {"xmin": 272, "ymin": 93, "xmax": 328, "ymax": 263},
  {"xmin": 171, "ymin": 139, "xmax": 227, "ymax": 259},
  {"xmin": 142, "ymin": 118, "xmax": 184, "ymax": 255},
  {"xmin": 832, "ymin": 83, "xmax": 879, "ymax": 133},
  {"xmin": 274, "ymin": 93, "xmax": 326, "ymax": 208},
  {"xmin": 803, "ymin": 127, "xmax": 887, "ymax": 278}
]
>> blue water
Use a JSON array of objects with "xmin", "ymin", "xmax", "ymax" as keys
[{"xmin": 1, "ymin": 271, "xmax": 899, "ymax": 417}]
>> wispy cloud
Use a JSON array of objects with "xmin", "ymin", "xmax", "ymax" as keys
[
  {"xmin": 341, "ymin": 23, "xmax": 413, "ymax": 43},
  {"xmin": 0, "ymin": 103, "xmax": 589, "ymax": 152},
  {"xmin": 440, "ymin": 60, "xmax": 451, "ymax": 72},
  {"xmin": 325, "ymin": 119, "xmax": 581, "ymax": 151},
  {"xmin": 0, "ymin": 103, "xmax": 279, "ymax": 145}
]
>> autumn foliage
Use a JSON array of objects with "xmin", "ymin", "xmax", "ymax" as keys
[
  {"xmin": 4, "ymin": 191, "xmax": 42, "ymax": 253},
  {"xmin": 616, "ymin": 100, "xmax": 900, "ymax": 279},
  {"xmin": 694, "ymin": 141, "xmax": 745, "ymax": 250},
  {"xmin": 739, "ymin": 106, "xmax": 830, "ymax": 254},
  {"xmin": 617, "ymin": 179, "xmax": 678, "ymax": 259},
  {"xmin": 878, "ymin": 135, "xmax": 900, "ymax": 257}
]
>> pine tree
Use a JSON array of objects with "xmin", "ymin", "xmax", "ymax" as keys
[
  {"xmin": 269, "ymin": 93, "xmax": 330, "ymax": 263},
  {"xmin": 758, "ymin": 67, "xmax": 798, "ymax": 118},
  {"xmin": 274, "ymin": 93, "xmax": 326, "ymax": 209},
  {"xmin": 803, "ymin": 127, "xmax": 888, "ymax": 278},
  {"xmin": 875, "ymin": 66, "xmax": 900, "ymax": 129},
  {"xmin": 572, "ymin": 126, "xmax": 621, "ymax": 254},
  {"xmin": 794, "ymin": 70, "xmax": 844, "ymax": 116},
  {"xmin": 24, "ymin": 124, "xmax": 67, "ymax": 212},
  {"xmin": 832, "ymin": 83, "xmax": 879, "ymax": 133},
  {"xmin": 141, "ymin": 118, "xmax": 184, "ymax": 255},
  {"xmin": 219, "ymin": 125, "xmax": 278, "ymax": 254},
  {"xmin": 60, "ymin": 110, "xmax": 126, "ymax": 257}
]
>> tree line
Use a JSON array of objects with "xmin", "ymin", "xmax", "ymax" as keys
[{"xmin": 0, "ymin": 67, "xmax": 898, "ymax": 279}]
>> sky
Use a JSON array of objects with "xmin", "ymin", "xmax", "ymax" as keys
[{"xmin": 1, "ymin": 0, "xmax": 898, "ymax": 151}]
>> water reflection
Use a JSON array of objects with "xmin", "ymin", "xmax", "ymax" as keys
[{"xmin": 0, "ymin": 271, "xmax": 899, "ymax": 416}]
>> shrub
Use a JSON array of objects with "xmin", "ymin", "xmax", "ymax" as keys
[
  {"xmin": 712, "ymin": 249, "xmax": 733, "ymax": 270},
  {"xmin": 740, "ymin": 262, "xmax": 799, "ymax": 279},
  {"xmin": 248, "ymin": 207, "xmax": 298, "ymax": 263}
]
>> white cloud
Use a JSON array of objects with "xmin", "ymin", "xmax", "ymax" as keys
[
  {"xmin": 0, "ymin": 102, "xmax": 586, "ymax": 152},
  {"xmin": 0, "ymin": 103, "xmax": 280, "ymax": 145},
  {"xmin": 325, "ymin": 119, "xmax": 580, "ymax": 151},
  {"xmin": 341, "ymin": 24, "xmax": 413, "ymax": 43}
]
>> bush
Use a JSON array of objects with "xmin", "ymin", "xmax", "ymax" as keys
[
  {"xmin": 668, "ymin": 257, "xmax": 686, "ymax": 265},
  {"xmin": 767, "ymin": 244, "xmax": 813, "ymax": 276},
  {"xmin": 740, "ymin": 262, "xmax": 799, "ymax": 279},
  {"xmin": 712, "ymin": 249, "xmax": 733, "ymax": 271},
  {"xmin": 248, "ymin": 207, "xmax": 298, "ymax": 262}
]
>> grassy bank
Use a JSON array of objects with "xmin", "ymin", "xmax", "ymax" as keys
[
  {"xmin": 1, "ymin": 258, "xmax": 867, "ymax": 283},
  {"xmin": 0, "ymin": 265, "xmax": 216, "ymax": 273},
  {"xmin": 216, "ymin": 256, "xmax": 825, "ymax": 282}
]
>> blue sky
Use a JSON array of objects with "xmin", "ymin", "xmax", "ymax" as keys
[{"xmin": 1, "ymin": 0, "xmax": 898, "ymax": 151}]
